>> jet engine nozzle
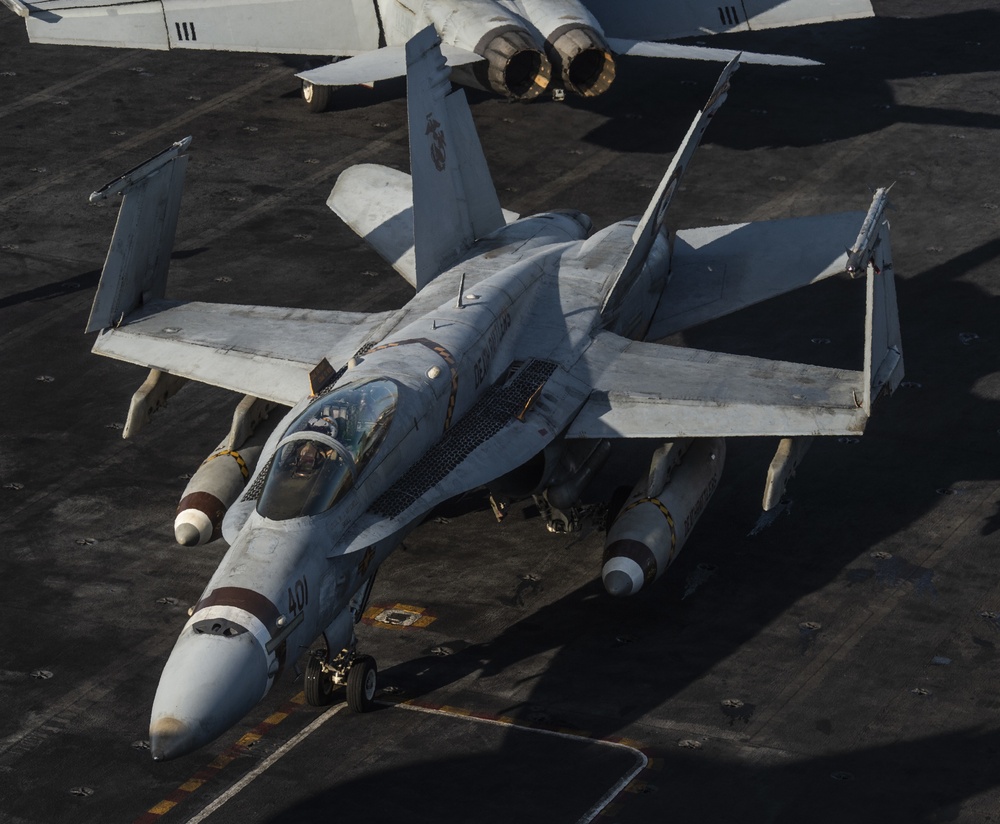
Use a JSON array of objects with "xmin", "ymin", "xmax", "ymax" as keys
[
  {"xmin": 420, "ymin": 0, "xmax": 551, "ymax": 99},
  {"xmin": 549, "ymin": 26, "xmax": 616, "ymax": 98},
  {"xmin": 479, "ymin": 28, "xmax": 552, "ymax": 100}
]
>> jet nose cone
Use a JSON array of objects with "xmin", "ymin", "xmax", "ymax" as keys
[
  {"xmin": 149, "ymin": 625, "xmax": 270, "ymax": 760},
  {"xmin": 149, "ymin": 716, "xmax": 196, "ymax": 762}
]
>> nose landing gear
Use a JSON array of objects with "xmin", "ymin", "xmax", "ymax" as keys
[{"xmin": 305, "ymin": 645, "xmax": 378, "ymax": 712}]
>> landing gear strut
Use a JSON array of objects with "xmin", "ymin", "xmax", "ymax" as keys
[
  {"xmin": 305, "ymin": 573, "xmax": 380, "ymax": 709},
  {"xmin": 304, "ymin": 644, "xmax": 378, "ymax": 711}
]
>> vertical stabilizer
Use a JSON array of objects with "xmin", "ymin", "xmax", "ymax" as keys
[
  {"xmin": 86, "ymin": 137, "xmax": 191, "ymax": 333},
  {"xmin": 602, "ymin": 56, "xmax": 738, "ymax": 313},
  {"xmin": 406, "ymin": 27, "xmax": 505, "ymax": 291}
]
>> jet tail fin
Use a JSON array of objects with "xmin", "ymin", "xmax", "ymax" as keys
[
  {"xmin": 602, "ymin": 56, "xmax": 738, "ymax": 314},
  {"xmin": 85, "ymin": 137, "xmax": 191, "ymax": 333},
  {"xmin": 406, "ymin": 26, "xmax": 506, "ymax": 291},
  {"xmin": 851, "ymin": 187, "xmax": 904, "ymax": 412}
]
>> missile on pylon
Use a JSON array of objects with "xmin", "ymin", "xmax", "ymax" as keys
[
  {"xmin": 174, "ymin": 396, "xmax": 280, "ymax": 546},
  {"xmin": 602, "ymin": 438, "xmax": 725, "ymax": 597}
]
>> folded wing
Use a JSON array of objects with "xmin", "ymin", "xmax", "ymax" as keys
[
  {"xmin": 572, "ymin": 188, "xmax": 902, "ymax": 439},
  {"xmin": 93, "ymin": 301, "xmax": 400, "ymax": 405},
  {"xmin": 86, "ymin": 136, "xmax": 399, "ymax": 406},
  {"xmin": 567, "ymin": 331, "xmax": 866, "ymax": 439}
]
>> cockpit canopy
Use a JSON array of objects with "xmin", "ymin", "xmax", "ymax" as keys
[{"xmin": 256, "ymin": 379, "xmax": 398, "ymax": 521}]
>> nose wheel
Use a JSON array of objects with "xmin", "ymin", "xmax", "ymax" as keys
[
  {"xmin": 304, "ymin": 649, "xmax": 378, "ymax": 711},
  {"xmin": 304, "ymin": 653, "xmax": 335, "ymax": 706},
  {"xmin": 346, "ymin": 655, "xmax": 377, "ymax": 712}
]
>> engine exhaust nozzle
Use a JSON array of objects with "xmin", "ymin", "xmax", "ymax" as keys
[
  {"xmin": 480, "ymin": 28, "xmax": 552, "ymax": 100},
  {"xmin": 550, "ymin": 26, "xmax": 615, "ymax": 98}
]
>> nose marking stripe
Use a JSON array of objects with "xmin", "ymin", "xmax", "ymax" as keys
[
  {"xmin": 195, "ymin": 586, "xmax": 281, "ymax": 634},
  {"xmin": 186, "ymin": 604, "xmax": 271, "ymax": 657}
]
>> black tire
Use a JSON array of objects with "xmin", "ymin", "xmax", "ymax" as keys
[
  {"xmin": 305, "ymin": 654, "xmax": 334, "ymax": 706},
  {"xmin": 301, "ymin": 81, "xmax": 331, "ymax": 113},
  {"xmin": 346, "ymin": 655, "xmax": 377, "ymax": 712}
]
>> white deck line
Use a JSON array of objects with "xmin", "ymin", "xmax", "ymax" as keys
[
  {"xmin": 389, "ymin": 701, "xmax": 649, "ymax": 824},
  {"xmin": 183, "ymin": 704, "xmax": 346, "ymax": 824},
  {"xmin": 184, "ymin": 698, "xmax": 647, "ymax": 824}
]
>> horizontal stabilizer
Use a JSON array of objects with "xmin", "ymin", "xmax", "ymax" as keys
[
  {"xmin": 329, "ymin": 166, "xmax": 418, "ymax": 285},
  {"xmin": 608, "ymin": 39, "xmax": 820, "ymax": 67},
  {"xmin": 329, "ymin": 165, "xmax": 518, "ymax": 289},
  {"xmin": 648, "ymin": 210, "xmax": 865, "ymax": 339},
  {"xmin": 298, "ymin": 45, "xmax": 483, "ymax": 87}
]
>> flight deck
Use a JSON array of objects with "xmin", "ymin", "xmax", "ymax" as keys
[{"xmin": 2, "ymin": 2, "xmax": 999, "ymax": 821}]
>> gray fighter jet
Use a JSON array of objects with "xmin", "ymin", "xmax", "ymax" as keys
[
  {"xmin": 2, "ymin": 0, "xmax": 872, "ymax": 108},
  {"xmin": 83, "ymin": 28, "xmax": 901, "ymax": 759}
]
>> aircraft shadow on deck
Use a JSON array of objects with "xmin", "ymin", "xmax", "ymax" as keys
[
  {"xmin": 261, "ymin": 236, "xmax": 1000, "ymax": 820},
  {"xmin": 278, "ymin": 9, "xmax": 1000, "ymax": 152},
  {"xmin": 261, "ymin": 719, "xmax": 1000, "ymax": 821},
  {"xmin": 571, "ymin": 9, "xmax": 1000, "ymax": 152}
]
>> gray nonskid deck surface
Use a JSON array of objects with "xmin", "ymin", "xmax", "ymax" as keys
[{"xmin": 1, "ymin": 2, "xmax": 999, "ymax": 822}]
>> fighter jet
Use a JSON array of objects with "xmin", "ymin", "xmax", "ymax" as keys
[
  {"xmin": 83, "ymin": 28, "xmax": 901, "ymax": 759},
  {"xmin": 1, "ymin": 0, "xmax": 872, "ymax": 109}
]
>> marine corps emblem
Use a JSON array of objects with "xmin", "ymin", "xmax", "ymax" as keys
[{"xmin": 426, "ymin": 115, "xmax": 446, "ymax": 171}]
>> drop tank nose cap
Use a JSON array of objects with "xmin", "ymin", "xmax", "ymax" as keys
[{"xmin": 601, "ymin": 555, "xmax": 645, "ymax": 597}]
